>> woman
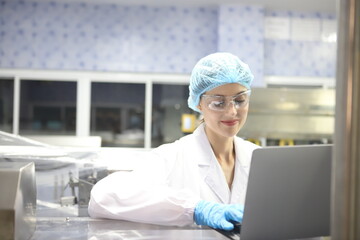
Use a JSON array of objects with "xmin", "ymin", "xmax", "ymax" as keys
[{"xmin": 88, "ymin": 52, "xmax": 260, "ymax": 231}]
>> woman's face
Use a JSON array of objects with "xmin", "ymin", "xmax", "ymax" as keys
[{"xmin": 198, "ymin": 83, "xmax": 250, "ymax": 139}]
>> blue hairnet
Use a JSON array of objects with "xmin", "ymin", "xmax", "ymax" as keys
[{"xmin": 188, "ymin": 52, "xmax": 254, "ymax": 112}]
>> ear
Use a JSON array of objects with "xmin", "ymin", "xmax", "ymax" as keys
[{"xmin": 197, "ymin": 104, "xmax": 202, "ymax": 111}]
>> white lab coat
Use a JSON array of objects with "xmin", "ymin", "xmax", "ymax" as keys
[{"xmin": 88, "ymin": 123, "xmax": 259, "ymax": 227}]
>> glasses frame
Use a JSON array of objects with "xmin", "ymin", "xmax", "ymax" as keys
[{"xmin": 201, "ymin": 89, "xmax": 252, "ymax": 112}]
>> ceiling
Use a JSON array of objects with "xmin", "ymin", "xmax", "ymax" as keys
[{"xmin": 43, "ymin": 0, "xmax": 337, "ymax": 14}]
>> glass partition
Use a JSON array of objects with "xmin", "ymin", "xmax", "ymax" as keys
[
  {"xmin": 91, "ymin": 82, "xmax": 145, "ymax": 147},
  {"xmin": 0, "ymin": 79, "xmax": 14, "ymax": 133},
  {"xmin": 152, "ymin": 83, "xmax": 197, "ymax": 148},
  {"xmin": 19, "ymin": 80, "xmax": 77, "ymax": 135}
]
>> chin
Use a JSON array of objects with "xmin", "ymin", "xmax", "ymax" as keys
[{"xmin": 221, "ymin": 126, "xmax": 241, "ymax": 138}]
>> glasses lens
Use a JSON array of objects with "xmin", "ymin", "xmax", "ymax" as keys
[
  {"xmin": 203, "ymin": 90, "xmax": 251, "ymax": 111},
  {"xmin": 233, "ymin": 92, "xmax": 250, "ymax": 108},
  {"xmin": 207, "ymin": 98, "xmax": 226, "ymax": 111}
]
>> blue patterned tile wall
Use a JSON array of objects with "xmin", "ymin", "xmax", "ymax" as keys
[
  {"xmin": 265, "ymin": 40, "xmax": 336, "ymax": 77},
  {"xmin": 0, "ymin": 1, "xmax": 218, "ymax": 73},
  {"xmin": 218, "ymin": 5, "xmax": 264, "ymax": 87},
  {"xmin": 264, "ymin": 10, "xmax": 336, "ymax": 77},
  {"xmin": 0, "ymin": 1, "xmax": 336, "ymax": 83}
]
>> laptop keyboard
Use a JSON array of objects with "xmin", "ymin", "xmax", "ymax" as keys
[{"xmin": 214, "ymin": 223, "xmax": 241, "ymax": 240}]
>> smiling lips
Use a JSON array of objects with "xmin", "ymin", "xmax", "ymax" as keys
[{"xmin": 221, "ymin": 120, "xmax": 239, "ymax": 126}]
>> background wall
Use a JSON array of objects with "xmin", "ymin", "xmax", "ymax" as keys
[
  {"xmin": 0, "ymin": 1, "xmax": 336, "ymax": 87},
  {"xmin": 218, "ymin": 5, "xmax": 265, "ymax": 86},
  {"xmin": 264, "ymin": 11, "xmax": 336, "ymax": 78}
]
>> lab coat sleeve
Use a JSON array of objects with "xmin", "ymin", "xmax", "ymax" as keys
[{"xmin": 88, "ymin": 151, "xmax": 201, "ymax": 227}]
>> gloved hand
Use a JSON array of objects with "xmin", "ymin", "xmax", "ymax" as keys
[{"xmin": 194, "ymin": 200, "xmax": 244, "ymax": 231}]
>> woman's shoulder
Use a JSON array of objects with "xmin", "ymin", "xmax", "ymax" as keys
[
  {"xmin": 234, "ymin": 136, "xmax": 261, "ymax": 167},
  {"xmin": 235, "ymin": 136, "xmax": 261, "ymax": 150},
  {"xmin": 151, "ymin": 125, "xmax": 207, "ymax": 159},
  {"xmin": 152, "ymin": 133, "xmax": 197, "ymax": 155}
]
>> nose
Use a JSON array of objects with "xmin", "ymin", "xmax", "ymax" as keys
[{"xmin": 226, "ymin": 101, "xmax": 238, "ymax": 116}]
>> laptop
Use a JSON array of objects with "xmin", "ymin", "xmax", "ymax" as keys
[{"xmin": 218, "ymin": 144, "xmax": 332, "ymax": 240}]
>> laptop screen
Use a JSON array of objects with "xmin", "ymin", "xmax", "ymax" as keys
[{"xmin": 240, "ymin": 144, "xmax": 332, "ymax": 240}]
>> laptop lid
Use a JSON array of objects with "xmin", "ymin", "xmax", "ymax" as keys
[{"xmin": 240, "ymin": 144, "xmax": 332, "ymax": 240}]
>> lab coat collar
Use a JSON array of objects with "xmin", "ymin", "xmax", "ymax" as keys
[
  {"xmin": 193, "ymin": 123, "xmax": 250, "ymax": 167},
  {"xmin": 204, "ymin": 164, "xmax": 230, "ymax": 203},
  {"xmin": 234, "ymin": 137, "xmax": 251, "ymax": 167},
  {"xmin": 192, "ymin": 124, "xmax": 211, "ymax": 166},
  {"xmin": 230, "ymin": 138, "xmax": 251, "ymax": 203},
  {"xmin": 192, "ymin": 123, "xmax": 231, "ymax": 203}
]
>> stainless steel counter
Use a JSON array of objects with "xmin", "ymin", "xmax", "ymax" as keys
[{"xmin": 30, "ymin": 217, "xmax": 231, "ymax": 240}]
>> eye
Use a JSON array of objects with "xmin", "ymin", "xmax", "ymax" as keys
[
  {"xmin": 210, "ymin": 100, "xmax": 225, "ymax": 109},
  {"xmin": 234, "ymin": 96, "xmax": 246, "ymax": 103},
  {"xmin": 235, "ymin": 98, "xmax": 245, "ymax": 103}
]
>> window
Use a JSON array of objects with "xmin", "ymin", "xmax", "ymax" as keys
[
  {"xmin": 0, "ymin": 79, "xmax": 14, "ymax": 133},
  {"xmin": 19, "ymin": 80, "xmax": 77, "ymax": 135},
  {"xmin": 152, "ymin": 84, "xmax": 196, "ymax": 148},
  {"xmin": 91, "ymin": 82, "xmax": 145, "ymax": 147}
]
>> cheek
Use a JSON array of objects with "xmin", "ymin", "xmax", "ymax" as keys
[
  {"xmin": 201, "ymin": 109, "xmax": 219, "ymax": 124},
  {"xmin": 237, "ymin": 107, "xmax": 249, "ymax": 121},
  {"xmin": 239, "ymin": 108, "xmax": 248, "ymax": 116},
  {"xmin": 202, "ymin": 110, "xmax": 214, "ymax": 121}
]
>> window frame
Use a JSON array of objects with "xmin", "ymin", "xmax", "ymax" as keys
[{"xmin": 0, "ymin": 69, "xmax": 189, "ymax": 148}]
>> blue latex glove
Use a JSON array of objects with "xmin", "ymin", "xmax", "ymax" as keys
[{"xmin": 194, "ymin": 200, "xmax": 244, "ymax": 231}]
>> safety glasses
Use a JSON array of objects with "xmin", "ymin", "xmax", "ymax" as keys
[{"xmin": 201, "ymin": 90, "xmax": 251, "ymax": 112}]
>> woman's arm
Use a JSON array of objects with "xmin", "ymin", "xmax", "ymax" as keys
[{"xmin": 88, "ymin": 152, "xmax": 200, "ymax": 226}]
